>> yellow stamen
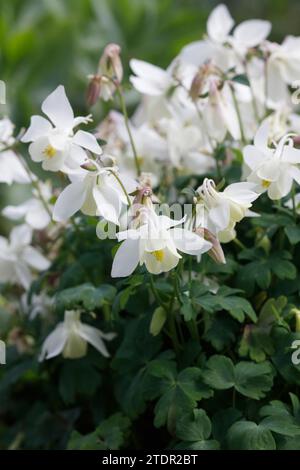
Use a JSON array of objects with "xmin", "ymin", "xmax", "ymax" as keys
[
  {"xmin": 151, "ymin": 250, "xmax": 164, "ymax": 262},
  {"xmin": 43, "ymin": 145, "xmax": 57, "ymax": 158},
  {"xmin": 262, "ymin": 179, "xmax": 271, "ymax": 188}
]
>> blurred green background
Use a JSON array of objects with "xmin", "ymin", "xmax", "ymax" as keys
[
  {"xmin": 1, "ymin": 0, "xmax": 300, "ymax": 126},
  {"xmin": 0, "ymin": 0, "xmax": 300, "ymax": 231}
]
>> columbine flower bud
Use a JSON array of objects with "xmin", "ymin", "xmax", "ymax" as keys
[
  {"xmin": 195, "ymin": 227, "xmax": 226, "ymax": 264},
  {"xmin": 86, "ymin": 74, "xmax": 102, "ymax": 107},
  {"xmin": 99, "ymin": 43, "xmax": 123, "ymax": 84}
]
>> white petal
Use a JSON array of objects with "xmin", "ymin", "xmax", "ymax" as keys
[
  {"xmin": 289, "ymin": 165, "xmax": 300, "ymax": 185},
  {"xmin": 171, "ymin": 228, "xmax": 212, "ymax": 255},
  {"xmin": 282, "ymin": 146, "xmax": 300, "ymax": 164},
  {"xmin": 41, "ymin": 85, "xmax": 74, "ymax": 130},
  {"xmin": 2, "ymin": 204, "xmax": 28, "ymax": 220},
  {"xmin": 93, "ymin": 185, "xmax": 121, "ymax": 225},
  {"xmin": 209, "ymin": 202, "xmax": 230, "ymax": 232},
  {"xmin": 254, "ymin": 121, "xmax": 270, "ymax": 152},
  {"xmin": 29, "ymin": 137, "xmax": 50, "ymax": 162},
  {"xmin": 21, "ymin": 115, "xmax": 52, "ymax": 142},
  {"xmin": 0, "ymin": 152, "xmax": 27, "ymax": 184},
  {"xmin": 22, "ymin": 246, "xmax": 50, "ymax": 271},
  {"xmin": 234, "ymin": 20, "xmax": 271, "ymax": 47},
  {"xmin": 243, "ymin": 145, "xmax": 268, "ymax": 170},
  {"xmin": 15, "ymin": 262, "xmax": 33, "ymax": 289},
  {"xmin": 79, "ymin": 324, "xmax": 114, "ymax": 358},
  {"xmin": 25, "ymin": 206, "xmax": 51, "ymax": 230},
  {"xmin": 73, "ymin": 130, "xmax": 102, "ymax": 155},
  {"xmin": 53, "ymin": 180, "xmax": 87, "ymax": 222},
  {"xmin": 207, "ymin": 4, "xmax": 234, "ymax": 43},
  {"xmin": 10, "ymin": 224, "xmax": 32, "ymax": 246},
  {"xmin": 111, "ymin": 238, "xmax": 140, "ymax": 277},
  {"xmin": 39, "ymin": 324, "xmax": 67, "ymax": 361},
  {"xmin": 257, "ymin": 161, "xmax": 281, "ymax": 181},
  {"xmin": 224, "ymin": 182, "xmax": 259, "ymax": 203},
  {"xmin": 143, "ymin": 246, "xmax": 180, "ymax": 275}
]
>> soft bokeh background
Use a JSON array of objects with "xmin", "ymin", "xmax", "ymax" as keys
[{"xmin": 1, "ymin": 0, "xmax": 300, "ymax": 231}]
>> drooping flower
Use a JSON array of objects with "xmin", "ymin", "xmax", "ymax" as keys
[
  {"xmin": 111, "ymin": 209, "xmax": 212, "ymax": 277},
  {"xmin": 244, "ymin": 121, "xmax": 300, "ymax": 199},
  {"xmin": 2, "ymin": 181, "xmax": 52, "ymax": 229},
  {"xmin": 21, "ymin": 85, "xmax": 102, "ymax": 172},
  {"xmin": 194, "ymin": 178, "xmax": 259, "ymax": 243},
  {"xmin": 53, "ymin": 165, "xmax": 137, "ymax": 225},
  {"xmin": 0, "ymin": 117, "xmax": 31, "ymax": 184},
  {"xmin": 39, "ymin": 310, "xmax": 116, "ymax": 360},
  {"xmin": 87, "ymin": 43, "xmax": 123, "ymax": 104},
  {"xmin": 0, "ymin": 224, "xmax": 50, "ymax": 289}
]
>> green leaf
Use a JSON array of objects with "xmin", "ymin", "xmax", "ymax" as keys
[
  {"xmin": 56, "ymin": 283, "xmax": 116, "ymax": 311},
  {"xmin": 150, "ymin": 366, "xmax": 213, "ymax": 432},
  {"xmin": 176, "ymin": 409, "xmax": 211, "ymax": 441},
  {"xmin": 284, "ymin": 225, "xmax": 300, "ymax": 245},
  {"xmin": 204, "ymin": 355, "xmax": 235, "ymax": 390},
  {"xmin": 150, "ymin": 306, "xmax": 167, "ymax": 336},
  {"xmin": 259, "ymin": 399, "xmax": 300, "ymax": 437},
  {"xmin": 204, "ymin": 355, "xmax": 274, "ymax": 399},
  {"xmin": 227, "ymin": 421, "xmax": 276, "ymax": 450},
  {"xmin": 231, "ymin": 74, "xmax": 250, "ymax": 86},
  {"xmin": 67, "ymin": 413, "xmax": 130, "ymax": 450}
]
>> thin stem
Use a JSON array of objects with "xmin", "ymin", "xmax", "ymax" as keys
[
  {"xmin": 149, "ymin": 274, "xmax": 163, "ymax": 306},
  {"xmin": 115, "ymin": 86, "xmax": 141, "ymax": 177},
  {"xmin": 233, "ymin": 238, "xmax": 247, "ymax": 250},
  {"xmin": 109, "ymin": 169, "xmax": 132, "ymax": 206}
]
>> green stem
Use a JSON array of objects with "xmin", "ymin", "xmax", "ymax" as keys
[
  {"xmin": 115, "ymin": 87, "xmax": 141, "ymax": 177},
  {"xmin": 109, "ymin": 169, "xmax": 132, "ymax": 206}
]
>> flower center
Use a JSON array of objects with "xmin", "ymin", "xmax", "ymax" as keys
[
  {"xmin": 43, "ymin": 144, "xmax": 57, "ymax": 159},
  {"xmin": 262, "ymin": 179, "xmax": 271, "ymax": 188},
  {"xmin": 151, "ymin": 249, "xmax": 164, "ymax": 262}
]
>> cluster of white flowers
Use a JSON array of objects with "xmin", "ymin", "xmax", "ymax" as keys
[{"xmin": 2, "ymin": 3, "xmax": 300, "ymax": 361}]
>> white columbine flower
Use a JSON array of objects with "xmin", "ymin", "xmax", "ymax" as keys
[
  {"xmin": 21, "ymin": 85, "xmax": 102, "ymax": 172},
  {"xmin": 195, "ymin": 178, "xmax": 259, "ymax": 243},
  {"xmin": 0, "ymin": 117, "xmax": 31, "ymax": 184},
  {"xmin": 2, "ymin": 181, "xmax": 52, "ymax": 230},
  {"xmin": 53, "ymin": 165, "xmax": 137, "ymax": 225},
  {"xmin": 111, "ymin": 209, "xmax": 212, "ymax": 277},
  {"xmin": 0, "ymin": 224, "xmax": 50, "ymax": 289},
  {"xmin": 39, "ymin": 310, "xmax": 116, "ymax": 360},
  {"xmin": 130, "ymin": 59, "xmax": 176, "ymax": 96},
  {"xmin": 244, "ymin": 121, "xmax": 300, "ymax": 199}
]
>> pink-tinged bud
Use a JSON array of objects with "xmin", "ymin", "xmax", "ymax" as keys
[
  {"xmin": 293, "ymin": 135, "xmax": 300, "ymax": 146},
  {"xmin": 195, "ymin": 227, "xmax": 226, "ymax": 264},
  {"xmin": 99, "ymin": 43, "xmax": 123, "ymax": 84},
  {"xmin": 86, "ymin": 75, "xmax": 102, "ymax": 107}
]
